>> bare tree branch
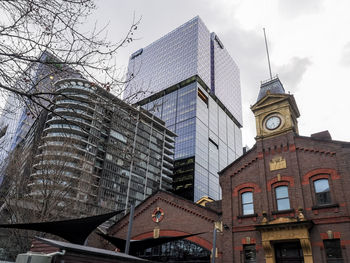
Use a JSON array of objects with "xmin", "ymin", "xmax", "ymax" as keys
[{"xmin": 0, "ymin": 0, "xmax": 140, "ymax": 117}]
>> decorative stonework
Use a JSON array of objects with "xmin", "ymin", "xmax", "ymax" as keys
[
  {"xmin": 153, "ymin": 226, "xmax": 160, "ymax": 238},
  {"xmin": 152, "ymin": 207, "xmax": 164, "ymax": 223},
  {"xmin": 251, "ymin": 94, "xmax": 300, "ymax": 139},
  {"xmin": 269, "ymin": 156, "xmax": 286, "ymax": 171},
  {"xmin": 257, "ymin": 218, "xmax": 313, "ymax": 263}
]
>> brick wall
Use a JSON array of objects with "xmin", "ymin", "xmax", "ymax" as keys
[{"xmin": 220, "ymin": 131, "xmax": 350, "ymax": 262}]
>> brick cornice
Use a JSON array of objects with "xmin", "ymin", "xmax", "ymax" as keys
[
  {"xmin": 313, "ymin": 216, "xmax": 350, "ymax": 225},
  {"xmin": 296, "ymin": 146, "xmax": 336, "ymax": 156},
  {"xmin": 230, "ymin": 156, "xmax": 259, "ymax": 177},
  {"xmin": 232, "ymin": 225, "xmax": 256, "ymax": 232}
]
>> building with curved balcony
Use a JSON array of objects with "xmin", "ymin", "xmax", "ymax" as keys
[{"xmin": 25, "ymin": 79, "xmax": 176, "ymax": 215}]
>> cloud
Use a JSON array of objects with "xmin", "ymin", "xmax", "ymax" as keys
[
  {"xmin": 215, "ymin": 23, "xmax": 270, "ymax": 104},
  {"xmin": 275, "ymin": 57, "xmax": 312, "ymax": 92},
  {"xmin": 278, "ymin": 0, "xmax": 324, "ymax": 18},
  {"xmin": 340, "ymin": 42, "xmax": 350, "ymax": 66}
]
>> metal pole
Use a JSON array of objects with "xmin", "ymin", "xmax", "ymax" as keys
[
  {"xmin": 263, "ymin": 28, "xmax": 273, "ymax": 79},
  {"xmin": 211, "ymin": 227, "xmax": 217, "ymax": 263},
  {"xmin": 125, "ymin": 204, "xmax": 135, "ymax": 254}
]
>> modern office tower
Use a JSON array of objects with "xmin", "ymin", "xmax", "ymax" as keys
[
  {"xmin": 125, "ymin": 16, "xmax": 243, "ymax": 201},
  {"xmin": 25, "ymin": 79, "xmax": 175, "ymax": 214},
  {"xmin": 0, "ymin": 52, "xmax": 81, "ymax": 182}
]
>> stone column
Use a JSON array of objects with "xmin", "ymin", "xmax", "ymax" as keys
[
  {"xmin": 300, "ymin": 238, "xmax": 313, "ymax": 263},
  {"xmin": 262, "ymin": 240, "xmax": 275, "ymax": 263}
]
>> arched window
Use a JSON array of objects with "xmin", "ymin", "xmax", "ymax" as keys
[
  {"xmin": 314, "ymin": 179, "xmax": 331, "ymax": 205},
  {"xmin": 136, "ymin": 239, "xmax": 211, "ymax": 262},
  {"xmin": 242, "ymin": 192, "xmax": 254, "ymax": 215},
  {"xmin": 275, "ymin": 186, "xmax": 290, "ymax": 211}
]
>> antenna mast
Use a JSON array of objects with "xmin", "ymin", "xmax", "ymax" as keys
[{"xmin": 263, "ymin": 28, "xmax": 273, "ymax": 79}]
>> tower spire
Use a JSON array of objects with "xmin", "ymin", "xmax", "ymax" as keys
[{"xmin": 263, "ymin": 28, "xmax": 273, "ymax": 80}]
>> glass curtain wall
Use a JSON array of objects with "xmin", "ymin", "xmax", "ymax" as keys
[{"xmin": 142, "ymin": 81, "xmax": 242, "ymax": 201}]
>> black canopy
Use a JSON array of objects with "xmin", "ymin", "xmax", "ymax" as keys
[
  {"xmin": 98, "ymin": 232, "xmax": 207, "ymax": 254},
  {"xmin": 0, "ymin": 210, "xmax": 123, "ymax": 245}
]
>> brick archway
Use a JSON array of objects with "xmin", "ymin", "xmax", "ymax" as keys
[
  {"xmin": 267, "ymin": 175, "xmax": 295, "ymax": 191},
  {"xmin": 302, "ymin": 168, "xmax": 340, "ymax": 185},
  {"xmin": 233, "ymin": 182, "xmax": 262, "ymax": 197},
  {"xmin": 132, "ymin": 230, "xmax": 212, "ymax": 251}
]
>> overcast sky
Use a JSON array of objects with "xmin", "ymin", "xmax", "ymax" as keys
[{"xmin": 90, "ymin": 0, "xmax": 350, "ymax": 147}]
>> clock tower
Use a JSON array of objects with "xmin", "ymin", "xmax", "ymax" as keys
[{"xmin": 251, "ymin": 77, "xmax": 300, "ymax": 140}]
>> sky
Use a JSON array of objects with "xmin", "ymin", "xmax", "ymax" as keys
[{"xmin": 90, "ymin": 0, "xmax": 350, "ymax": 147}]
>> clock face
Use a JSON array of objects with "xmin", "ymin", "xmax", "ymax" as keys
[{"xmin": 265, "ymin": 116, "xmax": 281, "ymax": 130}]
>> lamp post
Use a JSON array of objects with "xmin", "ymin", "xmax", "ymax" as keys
[{"xmin": 125, "ymin": 204, "xmax": 135, "ymax": 254}]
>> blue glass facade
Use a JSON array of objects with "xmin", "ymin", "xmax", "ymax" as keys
[
  {"xmin": 140, "ymin": 79, "xmax": 242, "ymax": 201},
  {"xmin": 126, "ymin": 17, "xmax": 243, "ymax": 201},
  {"xmin": 143, "ymin": 82, "xmax": 197, "ymax": 160},
  {"xmin": 125, "ymin": 17, "xmax": 242, "ymax": 126}
]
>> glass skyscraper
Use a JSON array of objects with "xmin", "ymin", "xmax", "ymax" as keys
[{"xmin": 125, "ymin": 16, "xmax": 243, "ymax": 201}]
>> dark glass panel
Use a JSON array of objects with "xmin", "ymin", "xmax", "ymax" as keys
[
  {"xmin": 244, "ymin": 245, "xmax": 256, "ymax": 263},
  {"xmin": 136, "ymin": 239, "xmax": 210, "ymax": 262}
]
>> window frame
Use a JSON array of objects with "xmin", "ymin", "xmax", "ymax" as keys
[
  {"xmin": 313, "ymin": 178, "xmax": 332, "ymax": 206},
  {"xmin": 275, "ymin": 185, "xmax": 291, "ymax": 211},
  {"xmin": 241, "ymin": 191, "xmax": 254, "ymax": 216},
  {"xmin": 243, "ymin": 244, "xmax": 257, "ymax": 263},
  {"xmin": 323, "ymin": 239, "xmax": 344, "ymax": 263}
]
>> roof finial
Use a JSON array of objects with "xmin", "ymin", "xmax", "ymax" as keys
[{"xmin": 263, "ymin": 28, "xmax": 273, "ymax": 80}]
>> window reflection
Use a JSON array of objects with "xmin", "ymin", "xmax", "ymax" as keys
[
  {"xmin": 242, "ymin": 192, "xmax": 254, "ymax": 215},
  {"xmin": 314, "ymin": 179, "xmax": 331, "ymax": 205},
  {"xmin": 275, "ymin": 186, "xmax": 290, "ymax": 211},
  {"xmin": 136, "ymin": 239, "xmax": 210, "ymax": 262},
  {"xmin": 244, "ymin": 245, "xmax": 257, "ymax": 263}
]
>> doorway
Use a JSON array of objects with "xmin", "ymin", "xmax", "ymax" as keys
[{"xmin": 274, "ymin": 241, "xmax": 304, "ymax": 263}]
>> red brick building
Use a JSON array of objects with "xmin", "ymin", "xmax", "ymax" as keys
[
  {"xmin": 219, "ymin": 77, "xmax": 350, "ymax": 263},
  {"xmin": 105, "ymin": 77, "xmax": 350, "ymax": 263},
  {"xmin": 108, "ymin": 190, "xmax": 221, "ymax": 262}
]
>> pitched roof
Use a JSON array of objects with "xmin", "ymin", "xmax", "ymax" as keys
[
  {"xmin": 34, "ymin": 237, "xmax": 149, "ymax": 262},
  {"xmin": 257, "ymin": 77, "xmax": 285, "ymax": 102}
]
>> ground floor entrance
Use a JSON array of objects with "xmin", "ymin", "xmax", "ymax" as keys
[
  {"xmin": 257, "ymin": 218, "xmax": 313, "ymax": 263},
  {"xmin": 274, "ymin": 241, "xmax": 304, "ymax": 263}
]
